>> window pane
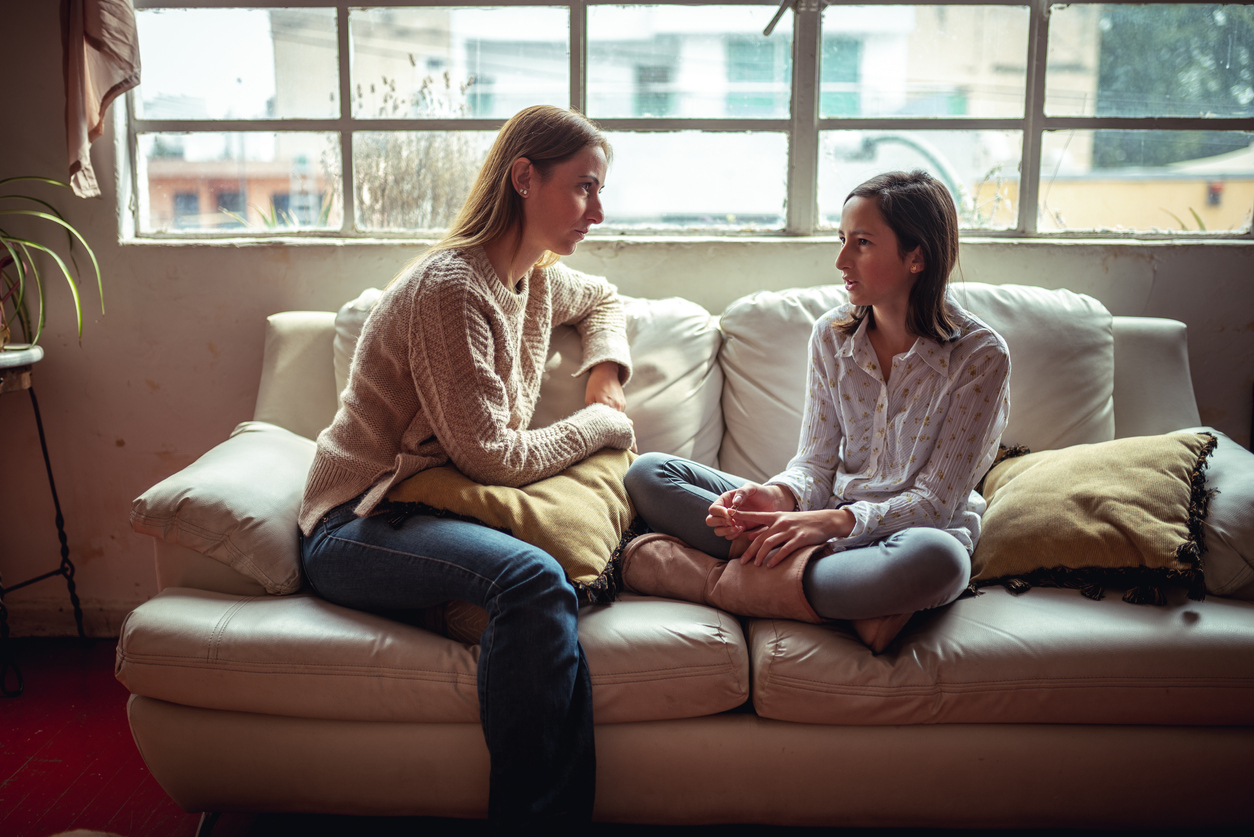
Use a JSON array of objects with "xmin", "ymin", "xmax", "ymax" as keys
[
  {"xmin": 1046, "ymin": 4, "xmax": 1254, "ymax": 118},
  {"xmin": 138, "ymin": 133, "xmax": 342, "ymax": 233},
  {"xmin": 351, "ymin": 8, "xmax": 568, "ymax": 119},
  {"xmin": 353, "ymin": 131, "xmax": 496, "ymax": 231},
  {"xmin": 818, "ymin": 130, "xmax": 1022, "ymax": 229},
  {"xmin": 1039, "ymin": 130, "xmax": 1254, "ymax": 232},
  {"xmin": 601, "ymin": 132, "xmax": 787, "ymax": 230},
  {"xmin": 588, "ymin": 6, "xmax": 792, "ymax": 119},
  {"xmin": 136, "ymin": 9, "xmax": 338, "ymax": 120},
  {"xmin": 821, "ymin": 6, "xmax": 1029, "ymax": 119}
]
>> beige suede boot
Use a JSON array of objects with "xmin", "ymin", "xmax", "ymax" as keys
[{"xmin": 620, "ymin": 533, "xmax": 823, "ymax": 623}]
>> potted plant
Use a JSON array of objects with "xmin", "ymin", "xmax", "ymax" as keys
[{"xmin": 0, "ymin": 176, "xmax": 101, "ymax": 350}]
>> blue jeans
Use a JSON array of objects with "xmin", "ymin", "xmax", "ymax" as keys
[
  {"xmin": 624, "ymin": 452, "xmax": 970, "ymax": 619},
  {"xmin": 300, "ymin": 499, "xmax": 594, "ymax": 823}
]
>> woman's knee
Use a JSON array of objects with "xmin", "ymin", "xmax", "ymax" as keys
[{"xmin": 492, "ymin": 545, "xmax": 577, "ymax": 613}]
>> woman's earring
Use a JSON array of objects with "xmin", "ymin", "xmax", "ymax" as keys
[{"xmin": 520, "ymin": 189, "xmax": 528, "ymax": 197}]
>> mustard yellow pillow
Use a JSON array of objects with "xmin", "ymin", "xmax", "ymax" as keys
[
  {"xmin": 971, "ymin": 432, "xmax": 1216, "ymax": 604},
  {"xmin": 386, "ymin": 448, "xmax": 638, "ymax": 604}
]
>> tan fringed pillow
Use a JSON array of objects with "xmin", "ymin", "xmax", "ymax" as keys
[
  {"xmin": 386, "ymin": 448, "xmax": 638, "ymax": 605},
  {"xmin": 971, "ymin": 432, "xmax": 1217, "ymax": 604}
]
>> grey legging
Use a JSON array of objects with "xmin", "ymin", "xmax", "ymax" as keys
[{"xmin": 623, "ymin": 452, "xmax": 971, "ymax": 620}]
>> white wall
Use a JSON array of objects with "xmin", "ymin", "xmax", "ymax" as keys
[{"xmin": 2, "ymin": 3, "xmax": 1251, "ymax": 636}]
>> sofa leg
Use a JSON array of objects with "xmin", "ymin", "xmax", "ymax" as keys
[{"xmin": 195, "ymin": 811, "xmax": 221, "ymax": 837}]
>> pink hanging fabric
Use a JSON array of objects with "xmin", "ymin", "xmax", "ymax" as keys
[{"xmin": 65, "ymin": 0, "xmax": 141, "ymax": 198}]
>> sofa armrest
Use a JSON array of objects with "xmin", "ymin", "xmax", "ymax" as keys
[
  {"xmin": 152, "ymin": 540, "xmax": 269, "ymax": 596},
  {"xmin": 254, "ymin": 311, "xmax": 338, "ymax": 441},
  {"xmin": 1112, "ymin": 316, "xmax": 1201, "ymax": 438}
]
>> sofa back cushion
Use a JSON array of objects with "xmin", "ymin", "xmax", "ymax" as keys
[
  {"xmin": 335, "ymin": 289, "xmax": 724, "ymax": 466},
  {"xmin": 717, "ymin": 282, "xmax": 1114, "ymax": 481},
  {"xmin": 333, "ymin": 287, "xmax": 383, "ymax": 408},
  {"xmin": 532, "ymin": 296, "xmax": 724, "ymax": 465},
  {"xmin": 951, "ymin": 283, "xmax": 1114, "ymax": 450},
  {"xmin": 254, "ymin": 311, "xmax": 339, "ymax": 441},
  {"xmin": 718, "ymin": 285, "xmax": 848, "ymax": 480}
]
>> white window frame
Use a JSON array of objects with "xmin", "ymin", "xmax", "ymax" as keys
[{"xmin": 126, "ymin": 0, "xmax": 1254, "ymax": 240}]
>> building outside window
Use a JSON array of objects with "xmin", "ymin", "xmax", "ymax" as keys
[{"xmin": 127, "ymin": 1, "xmax": 1254, "ymax": 238}]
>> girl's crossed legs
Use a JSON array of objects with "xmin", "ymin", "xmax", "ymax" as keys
[
  {"xmin": 300, "ymin": 499, "xmax": 594, "ymax": 823},
  {"xmin": 624, "ymin": 451, "xmax": 970, "ymax": 620}
]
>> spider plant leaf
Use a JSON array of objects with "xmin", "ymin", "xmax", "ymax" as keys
[
  {"xmin": 1161, "ymin": 208, "xmax": 1187, "ymax": 229},
  {"xmin": 0, "ymin": 207, "xmax": 101, "ymax": 313},
  {"xmin": 1, "ymin": 240, "xmax": 44, "ymax": 345},
  {"xmin": 0, "ymin": 175, "xmax": 76, "ymax": 192},
  {"xmin": 1188, "ymin": 208, "xmax": 1206, "ymax": 232},
  {"xmin": 220, "ymin": 208, "xmax": 250, "ymax": 227},
  {"xmin": 0, "ymin": 195, "xmax": 89, "ymax": 294},
  {"xmin": 1, "ymin": 237, "xmax": 28, "ymax": 313},
  {"xmin": 7, "ymin": 236, "xmax": 80, "ymax": 341},
  {"xmin": 0, "ymin": 193, "xmax": 64, "ymax": 220},
  {"xmin": 20, "ymin": 243, "xmax": 46, "ymax": 345}
]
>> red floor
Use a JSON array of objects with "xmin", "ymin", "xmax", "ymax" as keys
[{"xmin": 0, "ymin": 637, "xmax": 200, "ymax": 837}]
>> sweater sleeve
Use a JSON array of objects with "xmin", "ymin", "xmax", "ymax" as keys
[
  {"xmin": 410, "ymin": 278, "xmax": 634, "ymax": 488},
  {"xmin": 546, "ymin": 263, "xmax": 633, "ymax": 383}
]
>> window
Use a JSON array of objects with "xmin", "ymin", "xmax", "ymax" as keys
[{"xmin": 128, "ymin": 1, "xmax": 1254, "ymax": 238}]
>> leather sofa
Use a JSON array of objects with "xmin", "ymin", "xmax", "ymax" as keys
[{"xmin": 117, "ymin": 281, "xmax": 1254, "ymax": 828}]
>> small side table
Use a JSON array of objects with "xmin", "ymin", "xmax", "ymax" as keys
[{"xmin": 0, "ymin": 344, "xmax": 86, "ymax": 698}]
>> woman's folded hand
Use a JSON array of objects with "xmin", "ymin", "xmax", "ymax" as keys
[{"xmin": 585, "ymin": 361, "xmax": 627, "ymax": 412}]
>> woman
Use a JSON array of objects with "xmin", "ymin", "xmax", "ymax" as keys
[
  {"xmin": 624, "ymin": 171, "xmax": 1011, "ymax": 652},
  {"xmin": 298, "ymin": 105, "xmax": 634, "ymax": 822}
]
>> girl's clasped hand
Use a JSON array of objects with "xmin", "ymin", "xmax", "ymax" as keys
[{"xmin": 707, "ymin": 482, "xmax": 855, "ymax": 568}]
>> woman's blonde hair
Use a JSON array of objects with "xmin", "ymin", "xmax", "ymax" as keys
[{"xmin": 421, "ymin": 105, "xmax": 611, "ymax": 272}]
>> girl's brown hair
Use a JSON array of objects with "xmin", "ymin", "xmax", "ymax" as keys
[
  {"xmin": 423, "ymin": 105, "xmax": 610, "ymax": 272},
  {"xmin": 836, "ymin": 170, "xmax": 961, "ymax": 343}
]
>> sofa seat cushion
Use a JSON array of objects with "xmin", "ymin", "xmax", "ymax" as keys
[
  {"xmin": 116, "ymin": 590, "xmax": 748, "ymax": 725},
  {"xmin": 750, "ymin": 586, "xmax": 1254, "ymax": 726}
]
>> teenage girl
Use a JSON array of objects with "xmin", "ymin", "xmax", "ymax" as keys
[
  {"xmin": 298, "ymin": 106, "xmax": 634, "ymax": 822},
  {"xmin": 625, "ymin": 170, "xmax": 1011, "ymax": 651}
]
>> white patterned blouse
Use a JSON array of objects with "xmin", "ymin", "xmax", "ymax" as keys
[{"xmin": 767, "ymin": 301, "xmax": 1012, "ymax": 555}]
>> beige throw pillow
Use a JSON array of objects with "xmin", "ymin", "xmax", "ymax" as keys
[
  {"xmin": 972, "ymin": 432, "xmax": 1216, "ymax": 604},
  {"xmin": 386, "ymin": 448, "xmax": 639, "ymax": 603},
  {"xmin": 130, "ymin": 421, "xmax": 314, "ymax": 595}
]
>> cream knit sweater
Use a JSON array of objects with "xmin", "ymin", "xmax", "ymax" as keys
[{"xmin": 299, "ymin": 246, "xmax": 635, "ymax": 535}]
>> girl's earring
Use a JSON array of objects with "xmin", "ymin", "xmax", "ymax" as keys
[{"xmin": 520, "ymin": 189, "xmax": 529, "ymax": 197}]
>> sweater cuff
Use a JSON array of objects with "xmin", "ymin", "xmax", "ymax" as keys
[
  {"xmin": 568, "ymin": 402, "xmax": 635, "ymax": 452},
  {"xmin": 574, "ymin": 331, "xmax": 633, "ymax": 384}
]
